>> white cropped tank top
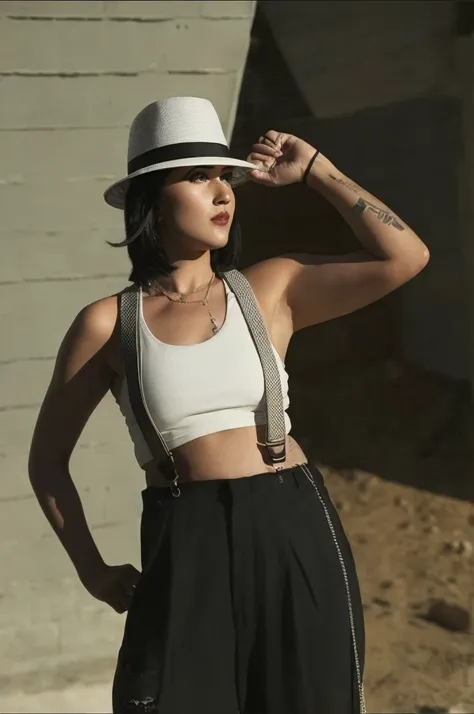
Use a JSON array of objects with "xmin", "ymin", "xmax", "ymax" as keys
[{"xmin": 113, "ymin": 279, "xmax": 291, "ymax": 468}]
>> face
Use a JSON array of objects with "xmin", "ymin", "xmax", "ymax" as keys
[{"xmin": 156, "ymin": 164, "xmax": 236, "ymax": 259}]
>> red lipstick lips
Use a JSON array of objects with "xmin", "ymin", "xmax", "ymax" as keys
[{"xmin": 211, "ymin": 211, "xmax": 230, "ymax": 225}]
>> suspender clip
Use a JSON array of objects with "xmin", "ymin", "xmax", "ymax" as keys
[{"xmin": 267, "ymin": 440, "xmax": 286, "ymax": 463}]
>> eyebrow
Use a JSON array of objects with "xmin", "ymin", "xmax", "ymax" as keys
[{"xmin": 183, "ymin": 165, "xmax": 233, "ymax": 178}]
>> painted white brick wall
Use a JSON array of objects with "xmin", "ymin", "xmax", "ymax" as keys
[{"xmin": 0, "ymin": 0, "xmax": 256, "ymax": 691}]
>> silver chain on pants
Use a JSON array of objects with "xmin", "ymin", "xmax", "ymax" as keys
[{"xmin": 300, "ymin": 463, "xmax": 367, "ymax": 714}]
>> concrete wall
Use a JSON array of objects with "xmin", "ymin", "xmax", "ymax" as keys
[
  {"xmin": 259, "ymin": 0, "xmax": 472, "ymax": 382},
  {"xmin": 456, "ymin": 28, "xmax": 474, "ymax": 387},
  {"xmin": 0, "ymin": 0, "xmax": 256, "ymax": 693}
]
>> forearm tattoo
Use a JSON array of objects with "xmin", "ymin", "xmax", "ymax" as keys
[
  {"xmin": 353, "ymin": 198, "xmax": 405, "ymax": 231},
  {"xmin": 329, "ymin": 174, "xmax": 405, "ymax": 232},
  {"xmin": 329, "ymin": 174, "xmax": 360, "ymax": 194}
]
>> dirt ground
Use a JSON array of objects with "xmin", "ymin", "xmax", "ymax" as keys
[{"xmin": 290, "ymin": 358, "xmax": 474, "ymax": 713}]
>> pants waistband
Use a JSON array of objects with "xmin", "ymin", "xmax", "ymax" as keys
[{"xmin": 142, "ymin": 461, "xmax": 313, "ymax": 505}]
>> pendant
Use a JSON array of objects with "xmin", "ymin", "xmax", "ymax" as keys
[
  {"xmin": 210, "ymin": 317, "xmax": 219, "ymax": 333},
  {"xmin": 179, "ymin": 296, "xmax": 185, "ymax": 303}
]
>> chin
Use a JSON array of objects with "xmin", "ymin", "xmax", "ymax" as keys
[{"xmin": 196, "ymin": 234, "xmax": 230, "ymax": 251}]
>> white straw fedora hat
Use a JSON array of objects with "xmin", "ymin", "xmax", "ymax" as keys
[{"xmin": 104, "ymin": 96, "xmax": 259, "ymax": 209}]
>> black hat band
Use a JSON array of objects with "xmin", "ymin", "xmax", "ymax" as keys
[{"xmin": 128, "ymin": 141, "xmax": 230, "ymax": 174}]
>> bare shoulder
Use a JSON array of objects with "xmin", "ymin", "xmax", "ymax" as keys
[
  {"xmin": 73, "ymin": 293, "xmax": 119, "ymax": 343},
  {"xmin": 57, "ymin": 291, "xmax": 125, "ymax": 380}
]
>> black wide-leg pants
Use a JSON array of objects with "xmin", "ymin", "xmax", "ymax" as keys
[{"xmin": 112, "ymin": 461, "xmax": 365, "ymax": 714}]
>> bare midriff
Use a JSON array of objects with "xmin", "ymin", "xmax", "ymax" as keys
[{"xmin": 144, "ymin": 425, "xmax": 307, "ymax": 487}]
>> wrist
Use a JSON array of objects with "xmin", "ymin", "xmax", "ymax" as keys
[
  {"xmin": 303, "ymin": 153, "xmax": 338, "ymax": 190},
  {"xmin": 74, "ymin": 550, "xmax": 107, "ymax": 581}
]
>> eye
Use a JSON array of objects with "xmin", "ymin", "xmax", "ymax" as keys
[
  {"xmin": 190, "ymin": 171, "xmax": 208, "ymax": 182},
  {"xmin": 189, "ymin": 169, "xmax": 235, "ymax": 184}
]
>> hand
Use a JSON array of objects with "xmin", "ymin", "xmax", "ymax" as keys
[
  {"xmin": 79, "ymin": 562, "xmax": 141, "ymax": 614},
  {"xmin": 246, "ymin": 130, "xmax": 318, "ymax": 187}
]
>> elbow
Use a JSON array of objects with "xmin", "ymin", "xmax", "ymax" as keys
[
  {"xmin": 406, "ymin": 245, "xmax": 430, "ymax": 277},
  {"xmin": 416, "ymin": 246, "xmax": 430, "ymax": 274},
  {"xmin": 388, "ymin": 246, "xmax": 430, "ymax": 287}
]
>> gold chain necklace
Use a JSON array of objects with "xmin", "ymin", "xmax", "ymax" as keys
[
  {"xmin": 152, "ymin": 272, "xmax": 220, "ymax": 335},
  {"xmin": 151, "ymin": 275, "xmax": 213, "ymax": 299}
]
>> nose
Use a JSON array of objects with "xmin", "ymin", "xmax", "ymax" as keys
[
  {"xmin": 213, "ymin": 179, "xmax": 232, "ymax": 206},
  {"xmin": 214, "ymin": 191, "xmax": 231, "ymax": 207}
]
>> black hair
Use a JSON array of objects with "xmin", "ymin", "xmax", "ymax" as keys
[{"xmin": 108, "ymin": 169, "xmax": 241, "ymax": 286}]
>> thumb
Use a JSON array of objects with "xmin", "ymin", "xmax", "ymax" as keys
[{"xmin": 248, "ymin": 168, "xmax": 276, "ymax": 185}]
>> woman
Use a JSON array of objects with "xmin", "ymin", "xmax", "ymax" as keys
[{"xmin": 28, "ymin": 97, "xmax": 429, "ymax": 714}]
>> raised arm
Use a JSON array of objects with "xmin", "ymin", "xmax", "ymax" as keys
[
  {"xmin": 28, "ymin": 296, "xmax": 139, "ymax": 613},
  {"xmin": 245, "ymin": 131, "xmax": 429, "ymax": 333}
]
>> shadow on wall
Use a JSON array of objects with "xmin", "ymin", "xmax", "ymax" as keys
[
  {"xmin": 230, "ymin": 3, "xmax": 474, "ymax": 503},
  {"xmin": 289, "ymin": 356, "xmax": 474, "ymax": 504}
]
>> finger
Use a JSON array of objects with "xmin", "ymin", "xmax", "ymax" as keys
[
  {"xmin": 122, "ymin": 574, "xmax": 140, "ymax": 599},
  {"xmin": 247, "ymin": 152, "xmax": 278, "ymax": 170},
  {"xmin": 110, "ymin": 582, "xmax": 137, "ymax": 614},
  {"xmin": 248, "ymin": 152, "xmax": 269, "ymax": 163},
  {"xmin": 122, "ymin": 565, "xmax": 141, "ymax": 589},
  {"xmin": 127, "ymin": 583, "xmax": 137, "ymax": 598},
  {"xmin": 123, "ymin": 563, "xmax": 141, "ymax": 579},
  {"xmin": 110, "ymin": 596, "xmax": 128, "ymax": 614},
  {"xmin": 251, "ymin": 144, "xmax": 280, "ymax": 161},
  {"xmin": 115, "ymin": 590, "xmax": 133, "ymax": 614},
  {"xmin": 247, "ymin": 166, "xmax": 278, "ymax": 184},
  {"xmin": 258, "ymin": 131, "xmax": 279, "ymax": 146},
  {"xmin": 247, "ymin": 162, "xmax": 273, "ymax": 178},
  {"xmin": 250, "ymin": 150, "xmax": 270, "ymax": 164},
  {"xmin": 258, "ymin": 134, "xmax": 276, "ymax": 147}
]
